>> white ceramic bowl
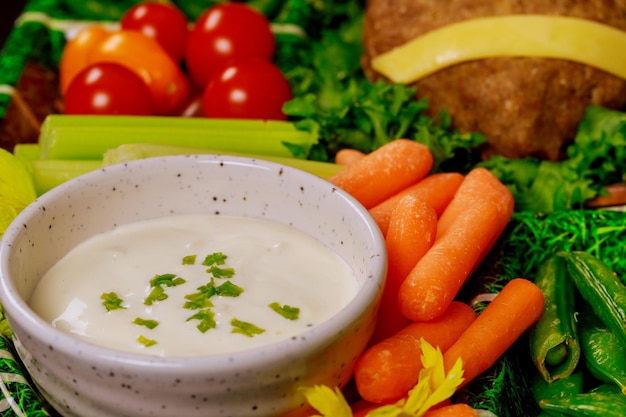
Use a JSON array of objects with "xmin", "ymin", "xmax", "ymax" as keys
[{"xmin": 0, "ymin": 154, "xmax": 386, "ymax": 417}]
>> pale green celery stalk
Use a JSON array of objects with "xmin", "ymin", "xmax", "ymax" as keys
[
  {"xmin": 39, "ymin": 115, "xmax": 318, "ymax": 160},
  {"xmin": 13, "ymin": 143, "xmax": 41, "ymax": 160},
  {"xmin": 28, "ymin": 160, "xmax": 102, "ymax": 196},
  {"xmin": 103, "ymin": 144, "xmax": 344, "ymax": 179}
]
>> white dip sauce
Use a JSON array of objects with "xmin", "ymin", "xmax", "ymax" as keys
[{"xmin": 30, "ymin": 215, "xmax": 358, "ymax": 356}]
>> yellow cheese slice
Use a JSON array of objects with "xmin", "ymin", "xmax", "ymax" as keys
[{"xmin": 371, "ymin": 15, "xmax": 626, "ymax": 83}]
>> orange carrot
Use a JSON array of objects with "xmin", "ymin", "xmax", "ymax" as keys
[
  {"xmin": 369, "ymin": 172, "xmax": 464, "ymax": 236},
  {"xmin": 329, "ymin": 139, "xmax": 434, "ymax": 209},
  {"xmin": 354, "ymin": 302, "xmax": 476, "ymax": 403},
  {"xmin": 398, "ymin": 169, "xmax": 514, "ymax": 322},
  {"xmin": 370, "ymin": 195, "xmax": 438, "ymax": 344},
  {"xmin": 351, "ymin": 400, "xmax": 386, "ymax": 417},
  {"xmin": 398, "ymin": 199, "xmax": 500, "ymax": 322},
  {"xmin": 351, "ymin": 397, "xmax": 454, "ymax": 416},
  {"xmin": 436, "ymin": 167, "xmax": 513, "ymax": 246},
  {"xmin": 335, "ymin": 148, "xmax": 366, "ymax": 166},
  {"xmin": 443, "ymin": 278, "xmax": 544, "ymax": 387},
  {"xmin": 423, "ymin": 403, "xmax": 478, "ymax": 417}
]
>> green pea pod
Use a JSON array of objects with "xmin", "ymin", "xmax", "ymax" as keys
[
  {"xmin": 589, "ymin": 383, "xmax": 622, "ymax": 394},
  {"xmin": 560, "ymin": 251, "xmax": 626, "ymax": 347},
  {"xmin": 529, "ymin": 255, "xmax": 581, "ymax": 382},
  {"xmin": 539, "ymin": 392, "xmax": 626, "ymax": 416},
  {"xmin": 531, "ymin": 371, "xmax": 585, "ymax": 403},
  {"xmin": 579, "ymin": 307, "xmax": 626, "ymax": 394},
  {"xmin": 0, "ymin": 336, "xmax": 52, "ymax": 416}
]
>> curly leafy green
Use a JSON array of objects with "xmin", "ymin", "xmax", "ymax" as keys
[
  {"xmin": 479, "ymin": 106, "xmax": 626, "ymax": 212},
  {"xmin": 277, "ymin": 6, "xmax": 485, "ymax": 168}
]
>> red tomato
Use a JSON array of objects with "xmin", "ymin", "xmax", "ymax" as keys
[
  {"xmin": 121, "ymin": 2, "xmax": 189, "ymax": 62},
  {"xmin": 64, "ymin": 62, "xmax": 153, "ymax": 115},
  {"xmin": 185, "ymin": 3, "xmax": 275, "ymax": 88},
  {"xmin": 202, "ymin": 57, "xmax": 291, "ymax": 120}
]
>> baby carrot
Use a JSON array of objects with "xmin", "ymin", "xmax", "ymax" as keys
[
  {"xmin": 370, "ymin": 195, "xmax": 438, "ymax": 344},
  {"xmin": 335, "ymin": 148, "xmax": 366, "ymax": 166},
  {"xmin": 369, "ymin": 172, "xmax": 464, "ymax": 236},
  {"xmin": 328, "ymin": 139, "xmax": 434, "ymax": 209},
  {"xmin": 354, "ymin": 302, "xmax": 476, "ymax": 403},
  {"xmin": 443, "ymin": 278, "xmax": 544, "ymax": 388},
  {"xmin": 398, "ymin": 198, "xmax": 504, "ymax": 322},
  {"xmin": 436, "ymin": 167, "xmax": 513, "ymax": 245},
  {"xmin": 423, "ymin": 403, "xmax": 478, "ymax": 417}
]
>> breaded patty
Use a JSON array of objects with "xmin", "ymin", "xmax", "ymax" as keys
[{"xmin": 362, "ymin": 0, "xmax": 626, "ymax": 160}]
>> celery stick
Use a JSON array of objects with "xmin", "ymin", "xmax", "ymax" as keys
[
  {"xmin": 13, "ymin": 143, "xmax": 41, "ymax": 160},
  {"xmin": 102, "ymin": 144, "xmax": 344, "ymax": 179},
  {"xmin": 39, "ymin": 116, "xmax": 318, "ymax": 160},
  {"xmin": 28, "ymin": 160, "xmax": 102, "ymax": 195}
]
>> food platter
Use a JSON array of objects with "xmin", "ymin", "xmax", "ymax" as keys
[{"xmin": 2, "ymin": 1, "xmax": 626, "ymax": 416}]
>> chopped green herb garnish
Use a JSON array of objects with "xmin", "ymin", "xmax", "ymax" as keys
[
  {"xmin": 183, "ymin": 280, "xmax": 217, "ymax": 309},
  {"xmin": 133, "ymin": 317, "xmax": 159, "ymax": 329},
  {"xmin": 187, "ymin": 308, "xmax": 216, "ymax": 333},
  {"xmin": 137, "ymin": 335, "xmax": 157, "ymax": 347},
  {"xmin": 101, "ymin": 292, "xmax": 126, "ymax": 311},
  {"xmin": 202, "ymin": 252, "xmax": 228, "ymax": 266},
  {"xmin": 182, "ymin": 254, "xmax": 197, "ymax": 265},
  {"xmin": 231, "ymin": 318, "xmax": 266, "ymax": 337},
  {"xmin": 269, "ymin": 302, "xmax": 300, "ymax": 320},
  {"xmin": 209, "ymin": 265, "xmax": 235, "ymax": 278},
  {"xmin": 216, "ymin": 281, "xmax": 244, "ymax": 297},
  {"xmin": 144, "ymin": 285, "xmax": 168, "ymax": 305},
  {"xmin": 150, "ymin": 273, "xmax": 186, "ymax": 287}
]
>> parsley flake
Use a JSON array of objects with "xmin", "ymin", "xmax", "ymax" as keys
[
  {"xmin": 202, "ymin": 252, "xmax": 228, "ymax": 266},
  {"xmin": 231, "ymin": 318, "xmax": 265, "ymax": 337},
  {"xmin": 144, "ymin": 285, "xmax": 168, "ymax": 306},
  {"xmin": 150, "ymin": 273, "xmax": 186, "ymax": 287},
  {"xmin": 269, "ymin": 302, "xmax": 300, "ymax": 320},
  {"xmin": 133, "ymin": 317, "xmax": 159, "ymax": 329},
  {"xmin": 101, "ymin": 292, "xmax": 126, "ymax": 311},
  {"xmin": 209, "ymin": 265, "xmax": 235, "ymax": 278},
  {"xmin": 137, "ymin": 335, "xmax": 157, "ymax": 347},
  {"xmin": 186, "ymin": 308, "xmax": 216, "ymax": 333},
  {"xmin": 182, "ymin": 254, "xmax": 197, "ymax": 265},
  {"xmin": 216, "ymin": 281, "xmax": 244, "ymax": 297},
  {"xmin": 183, "ymin": 280, "xmax": 217, "ymax": 309}
]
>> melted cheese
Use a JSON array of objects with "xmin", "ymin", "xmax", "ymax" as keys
[{"xmin": 371, "ymin": 15, "xmax": 626, "ymax": 83}]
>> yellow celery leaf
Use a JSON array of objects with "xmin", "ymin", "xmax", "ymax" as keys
[
  {"xmin": 299, "ymin": 385, "xmax": 353, "ymax": 417},
  {"xmin": 301, "ymin": 339, "xmax": 465, "ymax": 417},
  {"xmin": 368, "ymin": 338, "xmax": 465, "ymax": 417}
]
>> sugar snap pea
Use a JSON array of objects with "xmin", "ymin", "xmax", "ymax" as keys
[
  {"xmin": 531, "ymin": 370, "xmax": 584, "ymax": 403},
  {"xmin": 578, "ymin": 306, "xmax": 626, "ymax": 394},
  {"xmin": 529, "ymin": 255, "xmax": 580, "ymax": 382},
  {"xmin": 539, "ymin": 391, "xmax": 626, "ymax": 416},
  {"xmin": 559, "ymin": 251, "xmax": 626, "ymax": 347}
]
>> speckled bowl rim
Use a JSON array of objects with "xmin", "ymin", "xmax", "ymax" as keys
[{"xmin": 0, "ymin": 154, "xmax": 387, "ymax": 375}]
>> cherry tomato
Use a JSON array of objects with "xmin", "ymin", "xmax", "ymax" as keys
[
  {"xmin": 202, "ymin": 57, "xmax": 291, "ymax": 120},
  {"xmin": 120, "ymin": 2, "xmax": 189, "ymax": 62},
  {"xmin": 59, "ymin": 25, "xmax": 111, "ymax": 95},
  {"xmin": 88, "ymin": 30, "xmax": 190, "ymax": 115},
  {"xmin": 185, "ymin": 3, "xmax": 275, "ymax": 88},
  {"xmin": 64, "ymin": 62, "xmax": 153, "ymax": 115}
]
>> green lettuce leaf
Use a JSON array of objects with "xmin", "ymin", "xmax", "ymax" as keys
[{"xmin": 479, "ymin": 106, "xmax": 626, "ymax": 212}]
